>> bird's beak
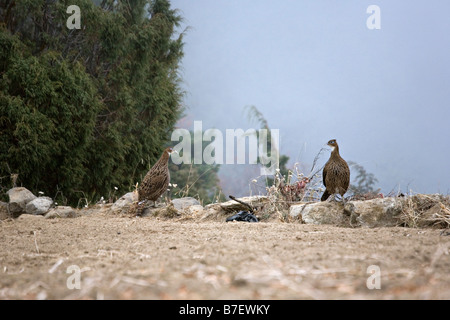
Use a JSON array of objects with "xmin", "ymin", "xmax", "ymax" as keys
[{"xmin": 171, "ymin": 150, "xmax": 178, "ymax": 155}]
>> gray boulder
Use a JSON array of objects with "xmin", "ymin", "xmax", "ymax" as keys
[
  {"xmin": 111, "ymin": 191, "xmax": 138, "ymax": 213},
  {"xmin": 289, "ymin": 197, "xmax": 406, "ymax": 227},
  {"xmin": 171, "ymin": 197, "xmax": 200, "ymax": 211},
  {"xmin": 344, "ymin": 197, "xmax": 404, "ymax": 227},
  {"xmin": 25, "ymin": 196, "xmax": 53, "ymax": 215},
  {"xmin": 186, "ymin": 204, "xmax": 204, "ymax": 217},
  {"xmin": 7, "ymin": 187, "xmax": 37, "ymax": 214},
  {"xmin": 45, "ymin": 206, "xmax": 78, "ymax": 219},
  {"xmin": 290, "ymin": 201, "xmax": 349, "ymax": 226}
]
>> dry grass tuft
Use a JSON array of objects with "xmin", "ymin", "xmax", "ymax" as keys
[
  {"xmin": 250, "ymin": 163, "xmax": 323, "ymax": 222},
  {"xmin": 400, "ymin": 193, "xmax": 450, "ymax": 228},
  {"xmin": 262, "ymin": 184, "xmax": 291, "ymax": 222}
]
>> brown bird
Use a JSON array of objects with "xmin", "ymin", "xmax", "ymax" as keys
[
  {"xmin": 321, "ymin": 139, "xmax": 350, "ymax": 202},
  {"xmin": 138, "ymin": 146, "xmax": 176, "ymax": 208}
]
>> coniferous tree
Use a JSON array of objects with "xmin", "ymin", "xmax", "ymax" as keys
[{"xmin": 0, "ymin": 0, "xmax": 185, "ymax": 204}]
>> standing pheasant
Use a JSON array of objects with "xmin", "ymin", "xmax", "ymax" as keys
[
  {"xmin": 321, "ymin": 139, "xmax": 350, "ymax": 202},
  {"xmin": 137, "ymin": 147, "xmax": 176, "ymax": 209}
]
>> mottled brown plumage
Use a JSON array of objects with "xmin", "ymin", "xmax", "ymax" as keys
[
  {"xmin": 321, "ymin": 139, "xmax": 350, "ymax": 202},
  {"xmin": 138, "ymin": 147, "xmax": 175, "ymax": 207}
]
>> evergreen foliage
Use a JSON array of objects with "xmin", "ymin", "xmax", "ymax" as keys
[{"xmin": 0, "ymin": 0, "xmax": 185, "ymax": 204}]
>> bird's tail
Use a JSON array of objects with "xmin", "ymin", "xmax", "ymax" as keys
[{"xmin": 321, "ymin": 190, "xmax": 330, "ymax": 202}]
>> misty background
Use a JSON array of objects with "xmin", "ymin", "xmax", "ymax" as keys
[{"xmin": 171, "ymin": 0, "xmax": 450, "ymax": 197}]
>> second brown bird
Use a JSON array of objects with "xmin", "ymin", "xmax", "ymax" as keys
[
  {"xmin": 138, "ymin": 146, "xmax": 176, "ymax": 207},
  {"xmin": 321, "ymin": 139, "xmax": 350, "ymax": 202}
]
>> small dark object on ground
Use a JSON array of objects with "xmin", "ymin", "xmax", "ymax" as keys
[{"xmin": 226, "ymin": 211, "xmax": 258, "ymax": 223}]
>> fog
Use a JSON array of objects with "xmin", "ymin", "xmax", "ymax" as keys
[{"xmin": 171, "ymin": 0, "xmax": 450, "ymax": 195}]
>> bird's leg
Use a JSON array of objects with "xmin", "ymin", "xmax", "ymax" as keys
[
  {"xmin": 335, "ymin": 194, "xmax": 345, "ymax": 204},
  {"xmin": 332, "ymin": 193, "xmax": 347, "ymax": 206},
  {"xmin": 164, "ymin": 189, "xmax": 171, "ymax": 206},
  {"xmin": 153, "ymin": 201, "xmax": 157, "ymax": 208},
  {"xmin": 327, "ymin": 194, "xmax": 338, "ymax": 202}
]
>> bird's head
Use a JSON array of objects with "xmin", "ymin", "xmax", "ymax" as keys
[
  {"xmin": 326, "ymin": 139, "xmax": 338, "ymax": 151},
  {"xmin": 164, "ymin": 147, "xmax": 178, "ymax": 155}
]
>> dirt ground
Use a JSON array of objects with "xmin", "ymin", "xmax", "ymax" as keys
[{"xmin": 0, "ymin": 211, "xmax": 449, "ymax": 300}]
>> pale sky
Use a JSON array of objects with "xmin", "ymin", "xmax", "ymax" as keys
[{"xmin": 171, "ymin": 0, "xmax": 450, "ymax": 195}]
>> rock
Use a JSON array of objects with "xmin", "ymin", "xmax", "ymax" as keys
[
  {"xmin": 171, "ymin": 197, "xmax": 200, "ymax": 211},
  {"xmin": 289, "ymin": 198, "xmax": 407, "ymax": 227},
  {"xmin": 44, "ymin": 206, "xmax": 79, "ymax": 219},
  {"xmin": 198, "ymin": 204, "xmax": 225, "ymax": 221},
  {"xmin": 111, "ymin": 191, "xmax": 138, "ymax": 213},
  {"xmin": 219, "ymin": 196, "xmax": 268, "ymax": 212},
  {"xmin": 142, "ymin": 202, "xmax": 180, "ymax": 218},
  {"xmin": 344, "ymin": 197, "xmax": 404, "ymax": 227},
  {"xmin": 142, "ymin": 199, "xmax": 203, "ymax": 218},
  {"xmin": 25, "ymin": 197, "xmax": 53, "ymax": 215},
  {"xmin": 7, "ymin": 187, "xmax": 37, "ymax": 214},
  {"xmin": 186, "ymin": 204, "xmax": 204, "ymax": 217},
  {"xmin": 290, "ymin": 201, "xmax": 349, "ymax": 226},
  {"xmin": 0, "ymin": 201, "xmax": 8, "ymax": 220},
  {"xmin": 203, "ymin": 202, "xmax": 222, "ymax": 213}
]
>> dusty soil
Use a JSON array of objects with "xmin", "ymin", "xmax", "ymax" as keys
[{"xmin": 0, "ymin": 212, "xmax": 449, "ymax": 300}]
